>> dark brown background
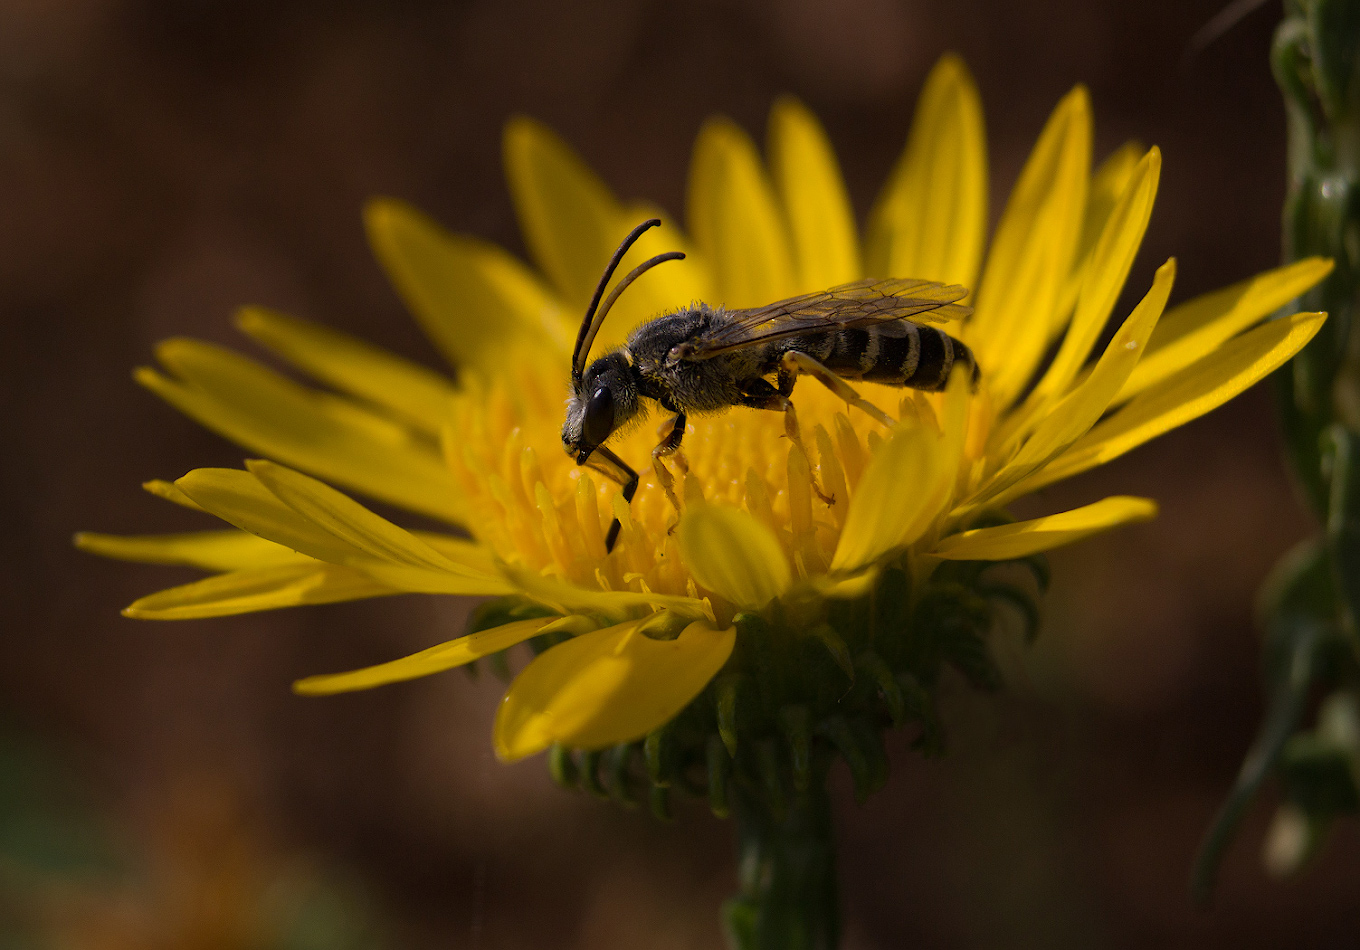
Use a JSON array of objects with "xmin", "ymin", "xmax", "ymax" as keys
[{"xmin": 3, "ymin": 0, "xmax": 1356, "ymax": 945}]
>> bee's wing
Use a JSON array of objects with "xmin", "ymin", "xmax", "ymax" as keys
[{"xmin": 681, "ymin": 277, "xmax": 972, "ymax": 360}]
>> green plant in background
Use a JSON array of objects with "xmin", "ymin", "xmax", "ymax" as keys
[
  {"xmin": 1192, "ymin": 0, "xmax": 1360, "ymax": 901},
  {"xmin": 0, "ymin": 730, "xmax": 386, "ymax": 949}
]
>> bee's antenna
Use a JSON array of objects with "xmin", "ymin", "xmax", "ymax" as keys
[
  {"xmin": 573, "ymin": 218, "xmax": 662, "ymax": 386},
  {"xmin": 583, "ymin": 250, "xmax": 686, "ymax": 366}
]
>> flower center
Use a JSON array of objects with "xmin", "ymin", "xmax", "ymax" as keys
[{"xmin": 447, "ymin": 351, "xmax": 975, "ymax": 598}]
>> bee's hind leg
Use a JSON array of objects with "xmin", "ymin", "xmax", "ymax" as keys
[
  {"xmin": 779, "ymin": 351, "xmax": 894, "ymax": 428},
  {"xmin": 651, "ymin": 411, "xmax": 687, "ymax": 516},
  {"xmin": 739, "ymin": 379, "xmax": 834, "ymax": 505}
]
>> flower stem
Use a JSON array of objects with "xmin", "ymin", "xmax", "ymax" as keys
[{"xmin": 722, "ymin": 777, "xmax": 840, "ymax": 950}]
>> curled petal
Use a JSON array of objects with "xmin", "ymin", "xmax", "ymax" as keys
[
  {"xmin": 138, "ymin": 340, "xmax": 464, "ymax": 524},
  {"xmin": 1015, "ymin": 311, "xmax": 1328, "ymax": 497},
  {"xmin": 176, "ymin": 467, "xmax": 364, "ymax": 564},
  {"xmin": 982, "ymin": 258, "xmax": 1176, "ymax": 502},
  {"xmin": 1118, "ymin": 257, "xmax": 1335, "ymax": 401},
  {"xmin": 122, "ymin": 563, "xmax": 401, "ymax": 620},
  {"xmin": 676, "ymin": 503, "xmax": 792, "ymax": 609},
  {"xmin": 75, "ymin": 529, "xmax": 302, "ymax": 571},
  {"xmin": 494, "ymin": 620, "xmax": 736, "ymax": 761},
  {"xmin": 933, "ymin": 496, "xmax": 1158, "ymax": 561},
  {"xmin": 831, "ymin": 422, "xmax": 947, "ymax": 573},
  {"xmin": 246, "ymin": 460, "xmax": 457, "ymax": 572},
  {"xmin": 293, "ymin": 617, "xmax": 560, "ymax": 695}
]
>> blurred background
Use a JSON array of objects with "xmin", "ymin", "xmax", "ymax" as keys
[{"xmin": 2, "ymin": 0, "xmax": 1357, "ymax": 946}]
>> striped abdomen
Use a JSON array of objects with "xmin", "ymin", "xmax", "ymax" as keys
[{"xmin": 791, "ymin": 322, "xmax": 977, "ymax": 391}]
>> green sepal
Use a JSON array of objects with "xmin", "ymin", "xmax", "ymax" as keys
[
  {"xmin": 805, "ymin": 624, "xmax": 854, "ymax": 681},
  {"xmin": 756, "ymin": 739, "xmax": 787, "ymax": 819},
  {"xmin": 604, "ymin": 744, "xmax": 638, "ymax": 807},
  {"xmin": 644, "ymin": 725, "xmax": 673, "ymax": 788},
  {"xmin": 548, "ymin": 743, "xmax": 578, "ymax": 790},
  {"xmin": 716, "ymin": 674, "xmax": 743, "ymax": 758},
  {"xmin": 649, "ymin": 784, "xmax": 674, "ymax": 822},
  {"xmin": 897, "ymin": 671, "xmax": 943, "ymax": 755},
  {"xmin": 978, "ymin": 580, "xmax": 1042, "ymax": 643},
  {"xmin": 579, "ymin": 750, "xmax": 607, "ymax": 800},
  {"xmin": 854, "ymin": 651, "xmax": 905, "ymax": 727},
  {"xmin": 849, "ymin": 717, "xmax": 889, "ymax": 796},
  {"xmin": 778, "ymin": 705, "xmax": 813, "ymax": 794},
  {"xmin": 817, "ymin": 715, "xmax": 872, "ymax": 804},
  {"xmin": 707, "ymin": 735, "xmax": 732, "ymax": 819}
]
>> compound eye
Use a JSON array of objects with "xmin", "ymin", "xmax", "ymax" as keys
[{"xmin": 583, "ymin": 388, "xmax": 615, "ymax": 446}]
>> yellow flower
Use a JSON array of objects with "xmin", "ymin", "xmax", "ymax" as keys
[{"xmin": 78, "ymin": 55, "xmax": 1330, "ymax": 764}]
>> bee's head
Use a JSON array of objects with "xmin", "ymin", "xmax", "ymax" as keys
[{"xmin": 563, "ymin": 350, "xmax": 641, "ymax": 464}]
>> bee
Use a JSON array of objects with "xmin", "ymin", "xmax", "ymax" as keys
[{"xmin": 563, "ymin": 219, "xmax": 977, "ymax": 552}]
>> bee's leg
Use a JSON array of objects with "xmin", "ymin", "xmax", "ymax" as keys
[
  {"xmin": 651, "ymin": 411, "xmax": 687, "ymax": 515},
  {"xmin": 739, "ymin": 380, "xmax": 834, "ymax": 505},
  {"xmin": 779, "ymin": 350, "xmax": 895, "ymax": 428},
  {"xmin": 588, "ymin": 445, "xmax": 639, "ymax": 554}
]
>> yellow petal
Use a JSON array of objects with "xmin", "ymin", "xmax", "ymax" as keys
[
  {"xmin": 235, "ymin": 306, "xmax": 459, "ymax": 434},
  {"xmin": 139, "ymin": 340, "xmax": 464, "ymax": 524},
  {"xmin": 676, "ymin": 503, "xmax": 792, "ymax": 609},
  {"xmin": 1016, "ymin": 311, "xmax": 1328, "ymax": 496},
  {"xmin": 504, "ymin": 116, "xmax": 623, "ymax": 303},
  {"xmin": 1027, "ymin": 147, "xmax": 1160, "ymax": 406},
  {"xmin": 969, "ymin": 86, "xmax": 1092, "ymax": 407},
  {"xmin": 293, "ymin": 617, "xmax": 558, "ymax": 695},
  {"xmin": 142, "ymin": 479, "xmax": 206, "ymax": 512},
  {"xmin": 932, "ymin": 496, "xmax": 1158, "ymax": 561},
  {"xmin": 982, "ymin": 259, "xmax": 1175, "ymax": 501},
  {"xmin": 175, "ymin": 467, "xmax": 366, "ymax": 564},
  {"xmin": 830, "ymin": 421, "xmax": 947, "ymax": 573},
  {"xmin": 1117, "ymin": 257, "xmax": 1335, "ymax": 401},
  {"xmin": 74, "ymin": 529, "xmax": 303, "ymax": 571},
  {"xmin": 503, "ymin": 119, "xmax": 707, "ymax": 347},
  {"xmin": 494, "ymin": 620, "xmax": 736, "ymax": 761},
  {"xmin": 865, "ymin": 53, "xmax": 987, "ymax": 290},
  {"xmin": 122, "ymin": 563, "xmax": 400, "ymax": 620},
  {"xmin": 501, "ymin": 565, "xmax": 709, "ymax": 620},
  {"xmin": 416, "ymin": 533, "xmax": 502, "ymax": 576},
  {"xmin": 767, "ymin": 96, "xmax": 860, "ymax": 289},
  {"xmin": 687, "ymin": 117, "xmax": 796, "ymax": 307},
  {"xmin": 364, "ymin": 198, "xmax": 568, "ymax": 376},
  {"xmin": 246, "ymin": 460, "xmax": 457, "ymax": 573},
  {"xmin": 1076, "ymin": 142, "xmax": 1145, "ymax": 270}
]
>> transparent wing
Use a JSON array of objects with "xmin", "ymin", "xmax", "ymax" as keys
[{"xmin": 681, "ymin": 277, "xmax": 972, "ymax": 360}]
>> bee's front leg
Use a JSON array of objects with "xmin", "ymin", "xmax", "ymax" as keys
[{"xmin": 651, "ymin": 410, "xmax": 687, "ymax": 515}]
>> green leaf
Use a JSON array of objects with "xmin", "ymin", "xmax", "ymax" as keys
[
  {"xmin": 1323, "ymin": 424, "xmax": 1360, "ymax": 650},
  {"xmin": 1192, "ymin": 550, "xmax": 1334, "ymax": 904},
  {"xmin": 1280, "ymin": 734, "xmax": 1360, "ymax": 815},
  {"xmin": 1309, "ymin": 0, "xmax": 1360, "ymax": 118}
]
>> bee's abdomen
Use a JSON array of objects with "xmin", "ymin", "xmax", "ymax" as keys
[{"xmin": 809, "ymin": 324, "xmax": 976, "ymax": 391}]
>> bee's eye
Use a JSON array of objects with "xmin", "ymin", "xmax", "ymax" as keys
[{"xmin": 583, "ymin": 388, "xmax": 615, "ymax": 445}]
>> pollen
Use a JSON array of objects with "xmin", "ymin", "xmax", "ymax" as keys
[{"xmin": 446, "ymin": 351, "xmax": 956, "ymax": 598}]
